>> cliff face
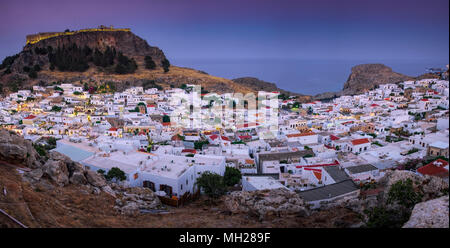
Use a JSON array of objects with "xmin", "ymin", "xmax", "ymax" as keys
[
  {"xmin": 23, "ymin": 31, "xmax": 166, "ymax": 65},
  {"xmin": 7, "ymin": 30, "xmax": 166, "ymax": 74},
  {"xmin": 342, "ymin": 64, "xmax": 413, "ymax": 95}
]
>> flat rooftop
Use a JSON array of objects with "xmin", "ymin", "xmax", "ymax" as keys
[
  {"xmin": 53, "ymin": 140, "xmax": 97, "ymax": 162},
  {"xmin": 244, "ymin": 176, "xmax": 286, "ymax": 190},
  {"xmin": 82, "ymin": 151, "xmax": 224, "ymax": 179}
]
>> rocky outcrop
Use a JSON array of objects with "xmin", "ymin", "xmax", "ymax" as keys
[
  {"xmin": 224, "ymin": 188, "xmax": 308, "ymax": 220},
  {"xmin": 21, "ymin": 30, "xmax": 167, "ymax": 68},
  {"xmin": 342, "ymin": 64, "xmax": 413, "ymax": 95},
  {"xmin": 0, "ymin": 129, "xmax": 42, "ymax": 168},
  {"xmin": 403, "ymin": 195, "xmax": 449, "ymax": 228},
  {"xmin": 112, "ymin": 185, "xmax": 162, "ymax": 215},
  {"xmin": 21, "ymin": 151, "xmax": 101, "ymax": 189},
  {"xmin": 378, "ymin": 170, "xmax": 448, "ymax": 202}
]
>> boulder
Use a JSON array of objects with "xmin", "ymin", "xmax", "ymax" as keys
[
  {"xmin": 42, "ymin": 158, "xmax": 69, "ymax": 186},
  {"xmin": 69, "ymin": 171, "xmax": 88, "ymax": 185},
  {"xmin": 403, "ymin": 195, "xmax": 449, "ymax": 228},
  {"xmin": 114, "ymin": 187, "xmax": 162, "ymax": 215},
  {"xmin": 224, "ymin": 188, "xmax": 309, "ymax": 220},
  {"xmin": 0, "ymin": 129, "xmax": 42, "ymax": 168},
  {"xmin": 102, "ymin": 185, "xmax": 116, "ymax": 197},
  {"xmin": 24, "ymin": 168, "xmax": 44, "ymax": 180},
  {"xmin": 85, "ymin": 170, "xmax": 107, "ymax": 187}
]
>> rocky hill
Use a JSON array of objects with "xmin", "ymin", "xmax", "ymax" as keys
[
  {"xmin": 314, "ymin": 63, "xmax": 441, "ymax": 100},
  {"xmin": 0, "ymin": 29, "xmax": 261, "ymax": 95},
  {"xmin": 342, "ymin": 64, "xmax": 414, "ymax": 95}
]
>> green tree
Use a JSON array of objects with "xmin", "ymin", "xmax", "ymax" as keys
[
  {"xmin": 144, "ymin": 56, "xmax": 156, "ymax": 69},
  {"xmin": 224, "ymin": 167, "xmax": 242, "ymax": 187},
  {"xmin": 162, "ymin": 115, "xmax": 170, "ymax": 123},
  {"xmin": 195, "ymin": 172, "xmax": 226, "ymax": 199},
  {"xmin": 51, "ymin": 105, "xmax": 62, "ymax": 112},
  {"xmin": 105, "ymin": 167, "xmax": 127, "ymax": 181},
  {"xmin": 162, "ymin": 58, "xmax": 170, "ymax": 73}
]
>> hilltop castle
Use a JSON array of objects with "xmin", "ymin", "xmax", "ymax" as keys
[{"xmin": 26, "ymin": 25, "xmax": 131, "ymax": 45}]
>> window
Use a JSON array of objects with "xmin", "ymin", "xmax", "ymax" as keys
[
  {"xmin": 186, "ymin": 179, "xmax": 188, "ymax": 185},
  {"xmin": 143, "ymin": 181, "xmax": 155, "ymax": 192},
  {"xmin": 180, "ymin": 184, "xmax": 183, "ymax": 190}
]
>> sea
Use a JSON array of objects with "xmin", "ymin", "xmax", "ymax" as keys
[{"xmin": 171, "ymin": 58, "xmax": 449, "ymax": 95}]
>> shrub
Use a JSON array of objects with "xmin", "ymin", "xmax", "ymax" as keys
[
  {"xmin": 28, "ymin": 70, "xmax": 38, "ymax": 79},
  {"xmin": 387, "ymin": 179, "xmax": 422, "ymax": 209},
  {"xmin": 105, "ymin": 167, "xmax": 126, "ymax": 181},
  {"xmin": 364, "ymin": 206, "xmax": 411, "ymax": 228},
  {"xmin": 97, "ymin": 169, "xmax": 106, "ymax": 176},
  {"xmin": 224, "ymin": 167, "xmax": 241, "ymax": 186},
  {"xmin": 196, "ymin": 172, "xmax": 226, "ymax": 199},
  {"xmin": 33, "ymin": 143, "xmax": 49, "ymax": 157}
]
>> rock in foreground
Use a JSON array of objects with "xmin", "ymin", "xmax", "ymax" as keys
[
  {"xmin": 224, "ymin": 188, "xmax": 308, "ymax": 220},
  {"xmin": 403, "ymin": 195, "xmax": 449, "ymax": 228}
]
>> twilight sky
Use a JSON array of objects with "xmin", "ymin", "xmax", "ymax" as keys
[{"xmin": 0, "ymin": 0, "xmax": 448, "ymax": 62}]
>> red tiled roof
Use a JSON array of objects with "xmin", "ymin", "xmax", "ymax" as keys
[
  {"xmin": 210, "ymin": 134, "xmax": 219, "ymax": 140},
  {"xmin": 221, "ymin": 136, "xmax": 230, "ymax": 141},
  {"xmin": 147, "ymin": 104, "xmax": 156, "ymax": 107},
  {"xmin": 108, "ymin": 127, "xmax": 118, "ymax": 131},
  {"xmin": 182, "ymin": 149, "xmax": 197, "ymax": 154},
  {"xmin": 313, "ymin": 171, "xmax": 322, "ymax": 181},
  {"xmin": 417, "ymin": 159, "xmax": 449, "ymax": 177},
  {"xmin": 420, "ymin": 98, "xmax": 429, "ymax": 101},
  {"xmin": 370, "ymin": 104, "xmax": 379, "ymax": 107},
  {"xmin": 239, "ymin": 135, "xmax": 252, "ymax": 140},
  {"xmin": 24, "ymin": 115, "xmax": 36, "ymax": 119},
  {"xmin": 351, "ymin": 138, "xmax": 370, "ymax": 146},
  {"xmin": 162, "ymin": 122, "xmax": 171, "ymax": 126},
  {"xmin": 330, "ymin": 135, "xmax": 340, "ymax": 141}
]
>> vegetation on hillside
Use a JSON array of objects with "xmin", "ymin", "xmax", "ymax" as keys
[
  {"xmin": 46, "ymin": 44, "xmax": 138, "ymax": 74},
  {"xmin": 144, "ymin": 56, "xmax": 156, "ymax": 70},
  {"xmin": 195, "ymin": 172, "xmax": 227, "ymax": 199}
]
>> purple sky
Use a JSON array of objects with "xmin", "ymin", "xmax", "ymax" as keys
[{"xmin": 0, "ymin": 0, "xmax": 448, "ymax": 62}]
